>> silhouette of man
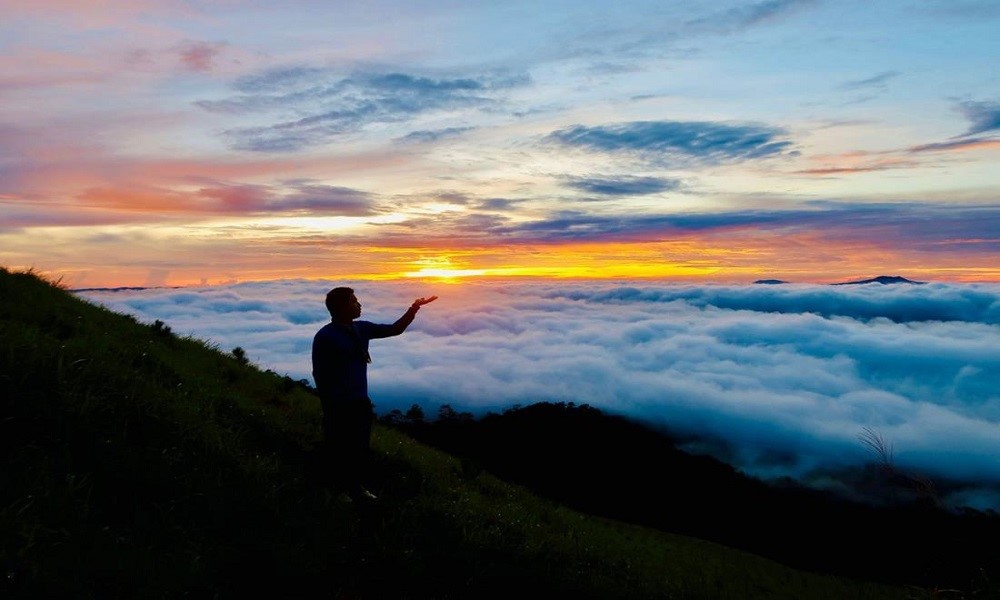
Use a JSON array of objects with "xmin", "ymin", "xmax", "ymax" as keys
[{"xmin": 312, "ymin": 287, "xmax": 437, "ymax": 501}]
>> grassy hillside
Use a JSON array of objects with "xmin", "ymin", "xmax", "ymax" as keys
[
  {"xmin": 1, "ymin": 268, "xmax": 929, "ymax": 599},
  {"xmin": 395, "ymin": 402, "xmax": 1000, "ymax": 593}
]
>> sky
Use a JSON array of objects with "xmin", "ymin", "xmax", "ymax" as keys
[
  {"xmin": 2, "ymin": 0, "xmax": 999, "ymax": 287},
  {"xmin": 78, "ymin": 278, "xmax": 1000, "ymax": 511}
]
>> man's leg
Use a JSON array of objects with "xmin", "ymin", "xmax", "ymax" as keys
[
  {"xmin": 344, "ymin": 398, "xmax": 376, "ymax": 499},
  {"xmin": 322, "ymin": 398, "xmax": 352, "ymax": 493}
]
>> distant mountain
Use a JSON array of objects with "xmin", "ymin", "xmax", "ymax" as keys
[
  {"xmin": 71, "ymin": 285, "xmax": 187, "ymax": 293},
  {"xmin": 70, "ymin": 285, "xmax": 153, "ymax": 293},
  {"xmin": 751, "ymin": 275, "xmax": 926, "ymax": 285},
  {"xmin": 832, "ymin": 275, "xmax": 925, "ymax": 285}
]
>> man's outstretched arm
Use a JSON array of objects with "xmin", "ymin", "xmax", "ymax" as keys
[{"xmin": 385, "ymin": 295, "xmax": 438, "ymax": 336}]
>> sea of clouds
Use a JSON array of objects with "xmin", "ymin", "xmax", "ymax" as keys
[{"xmin": 77, "ymin": 279, "xmax": 1000, "ymax": 510}]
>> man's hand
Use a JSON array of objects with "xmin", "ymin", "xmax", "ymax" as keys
[{"xmin": 412, "ymin": 296, "xmax": 438, "ymax": 308}]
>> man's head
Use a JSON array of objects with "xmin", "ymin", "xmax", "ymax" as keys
[{"xmin": 325, "ymin": 286, "xmax": 361, "ymax": 321}]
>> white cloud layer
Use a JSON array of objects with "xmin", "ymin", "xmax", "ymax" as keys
[{"xmin": 78, "ymin": 279, "xmax": 1000, "ymax": 509}]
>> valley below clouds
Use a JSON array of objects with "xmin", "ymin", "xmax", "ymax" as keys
[{"xmin": 77, "ymin": 278, "xmax": 1000, "ymax": 511}]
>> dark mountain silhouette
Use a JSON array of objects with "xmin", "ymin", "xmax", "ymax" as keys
[
  {"xmin": 69, "ymin": 285, "xmax": 182, "ymax": 293},
  {"xmin": 751, "ymin": 275, "xmax": 925, "ymax": 285},
  {"xmin": 389, "ymin": 401, "xmax": 1000, "ymax": 591},
  {"xmin": 832, "ymin": 275, "xmax": 924, "ymax": 285}
]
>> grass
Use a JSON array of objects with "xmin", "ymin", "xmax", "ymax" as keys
[{"xmin": 0, "ymin": 267, "xmax": 935, "ymax": 599}]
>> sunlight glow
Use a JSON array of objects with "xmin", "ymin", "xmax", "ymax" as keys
[{"xmin": 403, "ymin": 268, "xmax": 487, "ymax": 279}]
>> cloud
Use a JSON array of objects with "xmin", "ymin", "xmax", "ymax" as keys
[
  {"xmin": 396, "ymin": 211, "xmax": 511, "ymax": 235},
  {"xmin": 795, "ymin": 166, "xmax": 907, "ymax": 175},
  {"xmin": 231, "ymin": 66, "xmax": 329, "ymax": 94},
  {"xmin": 198, "ymin": 68, "xmax": 528, "ymax": 152},
  {"xmin": 396, "ymin": 126, "xmax": 475, "ymax": 144},
  {"xmin": 0, "ymin": 203, "xmax": 145, "ymax": 228},
  {"xmin": 840, "ymin": 71, "xmax": 900, "ymax": 91},
  {"xmin": 908, "ymin": 137, "xmax": 1000, "ymax": 153},
  {"xmin": 956, "ymin": 100, "xmax": 1000, "ymax": 137},
  {"xmin": 177, "ymin": 40, "xmax": 226, "ymax": 72},
  {"xmin": 543, "ymin": 283, "xmax": 1000, "ymax": 325},
  {"xmin": 564, "ymin": 175, "xmax": 682, "ymax": 197},
  {"xmin": 801, "ymin": 127, "xmax": 999, "ymax": 174},
  {"xmin": 794, "ymin": 158, "xmax": 919, "ymax": 175},
  {"xmin": 278, "ymin": 184, "xmax": 376, "ymax": 215},
  {"xmin": 194, "ymin": 181, "xmax": 378, "ymax": 216},
  {"xmin": 475, "ymin": 197, "xmax": 521, "ymax": 211},
  {"xmin": 490, "ymin": 211, "xmax": 681, "ymax": 240},
  {"xmin": 546, "ymin": 121, "xmax": 796, "ymax": 166},
  {"xmin": 77, "ymin": 277, "xmax": 1000, "ymax": 510},
  {"xmin": 686, "ymin": 0, "xmax": 817, "ymax": 32},
  {"xmin": 487, "ymin": 202, "xmax": 1000, "ymax": 248},
  {"xmin": 72, "ymin": 180, "xmax": 377, "ymax": 217},
  {"xmin": 427, "ymin": 192, "xmax": 471, "ymax": 206}
]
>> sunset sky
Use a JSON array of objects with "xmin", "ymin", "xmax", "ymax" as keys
[{"xmin": 2, "ymin": 0, "xmax": 999, "ymax": 287}]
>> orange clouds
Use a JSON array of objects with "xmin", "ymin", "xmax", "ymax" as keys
[
  {"xmin": 12, "ymin": 220, "xmax": 999, "ymax": 289},
  {"xmin": 76, "ymin": 185, "xmax": 207, "ymax": 214},
  {"xmin": 794, "ymin": 152, "xmax": 920, "ymax": 176},
  {"xmin": 177, "ymin": 41, "xmax": 227, "ymax": 72},
  {"xmin": 908, "ymin": 138, "xmax": 1000, "ymax": 153},
  {"xmin": 795, "ymin": 136, "xmax": 1000, "ymax": 177}
]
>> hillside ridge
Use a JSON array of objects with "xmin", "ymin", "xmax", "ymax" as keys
[{"xmin": 391, "ymin": 401, "xmax": 1000, "ymax": 590}]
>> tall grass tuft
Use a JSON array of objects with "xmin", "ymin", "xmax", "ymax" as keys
[{"xmin": 858, "ymin": 427, "xmax": 941, "ymax": 508}]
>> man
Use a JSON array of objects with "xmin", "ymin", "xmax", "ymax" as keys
[{"xmin": 312, "ymin": 286, "xmax": 437, "ymax": 502}]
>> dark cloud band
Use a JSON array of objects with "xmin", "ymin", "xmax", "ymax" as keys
[
  {"xmin": 957, "ymin": 100, "xmax": 1000, "ymax": 137},
  {"xmin": 564, "ymin": 175, "xmax": 682, "ymax": 197},
  {"xmin": 546, "ymin": 120, "xmax": 796, "ymax": 165}
]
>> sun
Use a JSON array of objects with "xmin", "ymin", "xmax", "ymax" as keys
[
  {"xmin": 403, "ymin": 267, "xmax": 486, "ymax": 281},
  {"xmin": 399, "ymin": 255, "xmax": 488, "ymax": 281}
]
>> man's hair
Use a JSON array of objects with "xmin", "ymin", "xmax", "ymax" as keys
[{"xmin": 325, "ymin": 287, "xmax": 355, "ymax": 318}]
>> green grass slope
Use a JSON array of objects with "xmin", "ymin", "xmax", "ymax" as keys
[{"xmin": 1, "ymin": 268, "xmax": 921, "ymax": 599}]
